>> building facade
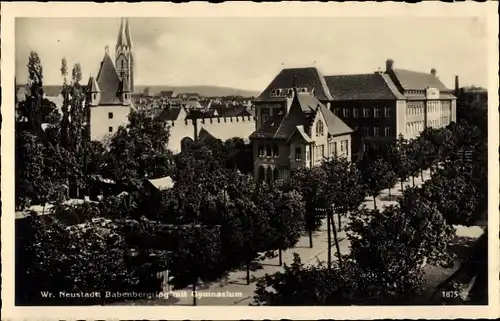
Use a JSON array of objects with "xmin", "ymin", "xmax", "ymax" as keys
[
  {"xmin": 87, "ymin": 18, "xmax": 134, "ymax": 141},
  {"xmin": 250, "ymin": 87, "xmax": 353, "ymax": 182},
  {"xmin": 326, "ymin": 59, "xmax": 456, "ymax": 153}
]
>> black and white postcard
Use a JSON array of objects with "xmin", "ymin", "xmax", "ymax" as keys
[{"xmin": 1, "ymin": 1, "xmax": 498, "ymax": 320}]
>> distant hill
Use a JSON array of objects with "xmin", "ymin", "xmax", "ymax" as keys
[
  {"xmin": 135, "ymin": 85, "xmax": 260, "ymax": 98},
  {"xmin": 29, "ymin": 84, "xmax": 260, "ymax": 98}
]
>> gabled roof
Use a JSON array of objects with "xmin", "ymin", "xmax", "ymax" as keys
[
  {"xmin": 155, "ymin": 107, "xmax": 185, "ymax": 121},
  {"xmin": 250, "ymin": 91, "xmax": 352, "ymax": 141},
  {"xmin": 391, "ymin": 68, "xmax": 450, "ymax": 91},
  {"xmin": 318, "ymin": 105, "xmax": 353, "ymax": 136},
  {"xmin": 214, "ymin": 105, "xmax": 251, "ymax": 117},
  {"xmin": 96, "ymin": 53, "xmax": 122, "ymax": 105},
  {"xmin": 325, "ymin": 73, "xmax": 404, "ymax": 100},
  {"xmin": 250, "ymin": 92, "xmax": 316, "ymax": 140},
  {"xmin": 256, "ymin": 67, "xmax": 333, "ymax": 102}
]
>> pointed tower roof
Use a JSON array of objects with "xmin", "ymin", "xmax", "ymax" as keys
[
  {"xmin": 96, "ymin": 51, "xmax": 121, "ymax": 104},
  {"xmin": 116, "ymin": 18, "xmax": 128, "ymax": 49},
  {"xmin": 87, "ymin": 75, "xmax": 101, "ymax": 93},
  {"xmin": 124, "ymin": 18, "xmax": 133, "ymax": 49}
]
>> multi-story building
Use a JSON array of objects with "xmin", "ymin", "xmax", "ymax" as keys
[
  {"xmin": 249, "ymin": 86, "xmax": 353, "ymax": 182},
  {"xmin": 325, "ymin": 59, "xmax": 456, "ymax": 153},
  {"xmin": 86, "ymin": 18, "xmax": 134, "ymax": 141}
]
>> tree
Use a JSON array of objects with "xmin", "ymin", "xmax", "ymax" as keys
[
  {"xmin": 104, "ymin": 110, "xmax": 175, "ymax": 187},
  {"xmin": 358, "ymin": 154, "xmax": 394, "ymax": 209},
  {"xmin": 223, "ymin": 137, "xmax": 253, "ymax": 174},
  {"xmin": 388, "ymin": 135, "xmax": 413, "ymax": 192},
  {"xmin": 264, "ymin": 187, "xmax": 305, "ymax": 266},
  {"xmin": 324, "ymin": 157, "xmax": 366, "ymax": 231},
  {"xmin": 421, "ymin": 165, "xmax": 480, "ymax": 226},
  {"xmin": 253, "ymin": 253, "xmax": 363, "ymax": 306},
  {"xmin": 286, "ymin": 167, "xmax": 328, "ymax": 248}
]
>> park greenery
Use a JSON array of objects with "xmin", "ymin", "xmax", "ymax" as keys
[{"xmin": 15, "ymin": 52, "xmax": 488, "ymax": 306}]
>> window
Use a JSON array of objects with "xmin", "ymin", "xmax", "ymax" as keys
[
  {"xmin": 316, "ymin": 145, "xmax": 325, "ymax": 159},
  {"xmin": 363, "ymin": 107, "xmax": 370, "ymax": 118},
  {"xmin": 108, "ymin": 126, "xmax": 113, "ymax": 133},
  {"xmin": 295, "ymin": 147, "xmax": 302, "ymax": 161},
  {"xmin": 316, "ymin": 120, "xmax": 324, "ymax": 136},
  {"xmin": 258, "ymin": 144, "xmax": 265, "ymax": 157},
  {"xmin": 272, "ymin": 145, "xmax": 279, "ymax": 157},
  {"xmin": 258, "ymin": 166, "xmax": 265, "ymax": 181},
  {"xmin": 340, "ymin": 141, "xmax": 344, "ymax": 152},
  {"xmin": 384, "ymin": 127, "xmax": 391, "ymax": 137},
  {"xmin": 363, "ymin": 127, "xmax": 371, "ymax": 136},
  {"xmin": 273, "ymin": 168, "xmax": 280, "ymax": 181},
  {"xmin": 335, "ymin": 108, "xmax": 341, "ymax": 116},
  {"xmin": 353, "ymin": 108, "xmax": 359, "ymax": 118},
  {"xmin": 374, "ymin": 126, "xmax": 380, "ymax": 137},
  {"xmin": 343, "ymin": 108, "xmax": 349, "ymax": 117},
  {"xmin": 108, "ymin": 112, "xmax": 114, "ymax": 119},
  {"xmin": 344, "ymin": 140, "xmax": 349, "ymax": 156},
  {"xmin": 374, "ymin": 107, "xmax": 381, "ymax": 118},
  {"xmin": 333, "ymin": 142, "xmax": 337, "ymax": 156},
  {"xmin": 266, "ymin": 168, "xmax": 273, "ymax": 183},
  {"xmin": 266, "ymin": 144, "xmax": 272, "ymax": 157},
  {"xmin": 93, "ymin": 93, "xmax": 97, "ymax": 100},
  {"xmin": 261, "ymin": 108, "xmax": 270, "ymax": 123},
  {"xmin": 384, "ymin": 107, "xmax": 391, "ymax": 117}
]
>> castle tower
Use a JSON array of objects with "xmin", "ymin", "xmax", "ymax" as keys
[{"xmin": 115, "ymin": 18, "xmax": 134, "ymax": 93}]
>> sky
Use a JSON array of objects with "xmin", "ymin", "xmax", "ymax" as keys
[{"xmin": 15, "ymin": 17, "xmax": 488, "ymax": 91}]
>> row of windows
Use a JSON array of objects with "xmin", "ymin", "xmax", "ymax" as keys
[
  {"xmin": 334, "ymin": 106, "xmax": 391, "ymax": 118},
  {"xmin": 258, "ymin": 144, "xmax": 279, "ymax": 158},
  {"xmin": 257, "ymin": 166, "xmax": 281, "ymax": 182},
  {"xmin": 363, "ymin": 126, "xmax": 392, "ymax": 137},
  {"xmin": 406, "ymin": 90, "xmax": 425, "ymax": 95},
  {"xmin": 406, "ymin": 121, "xmax": 424, "ymax": 134},
  {"xmin": 406, "ymin": 106, "xmax": 424, "ymax": 116},
  {"xmin": 429, "ymin": 117, "xmax": 451, "ymax": 128},
  {"xmin": 269, "ymin": 87, "xmax": 310, "ymax": 98},
  {"xmin": 427, "ymin": 101, "xmax": 441, "ymax": 113}
]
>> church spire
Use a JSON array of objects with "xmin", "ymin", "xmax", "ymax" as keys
[
  {"xmin": 124, "ymin": 18, "xmax": 133, "ymax": 49},
  {"xmin": 116, "ymin": 18, "xmax": 128, "ymax": 49}
]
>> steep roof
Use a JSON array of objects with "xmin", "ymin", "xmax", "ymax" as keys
[
  {"xmin": 87, "ymin": 76, "xmax": 101, "ymax": 93},
  {"xmin": 251, "ymin": 91, "xmax": 352, "ymax": 140},
  {"xmin": 325, "ymin": 73, "xmax": 404, "ymax": 100},
  {"xmin": 250, "ymin": 92, "xmax": 315, "ymax": 140},
  {"xmin": 391, "ymin": 68, "xmax": 450, "ymax": 91},
  {"xmin": 256, "ymin": 67, "xmax": 333, "ymax": 102},
  {"xmin": 96, "ymin": 53, "xmax": 122, "ymax": 105},
  {"xmin": 155, "ymin": 107, "xmax": 184, "ymax": 121},
  {"xmin": 318, "ymin": 105, "xmax": 353, "ymax": 136}
]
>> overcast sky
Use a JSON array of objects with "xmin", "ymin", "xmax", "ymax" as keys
[{"xmin": 15, "ymin": 17, "xmax": 488, "ymax": 91}]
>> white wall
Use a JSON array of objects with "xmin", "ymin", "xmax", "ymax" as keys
[{"xmin": 90, "ymin": 105, "xmax": 131, "ymax": 141}]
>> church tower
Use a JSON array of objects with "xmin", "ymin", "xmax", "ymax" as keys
[{"xmin": 115, "ymin": 18, "xmax": 134, "ymax": 93}]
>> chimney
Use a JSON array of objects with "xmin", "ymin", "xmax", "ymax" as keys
[
  {"xmin": 431, "ymin": 68, "xmax": 436, "ymax": 76},
  {"xmin": 385, "ymin": 59, "xmax": 394, "ymax": 72},
  {"xmin": 455, "ymin": 75, "xmax": 460, "ymax": 96}
]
